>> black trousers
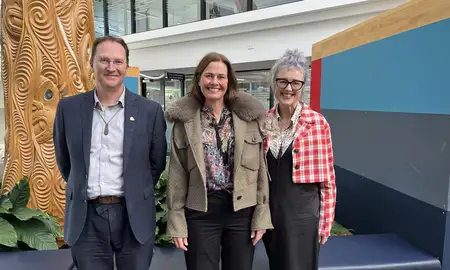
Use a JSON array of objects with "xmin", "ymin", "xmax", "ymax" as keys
[
  {"xmin": 184, "ymin": 190, "xmax": 255, "ymax": 270},
  {"xmin": 71, "ymin": 200, "xmax": 154, "ymax": 270}
]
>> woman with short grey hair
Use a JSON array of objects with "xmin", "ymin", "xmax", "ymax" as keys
[{"xmin": 262, "ymin": 49, "xmax": 337, "ymax": 270}]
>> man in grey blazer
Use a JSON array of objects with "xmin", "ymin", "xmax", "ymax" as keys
[{"xmin": 53, "ymin": 35, "xmax": 167, "ymax": 270}]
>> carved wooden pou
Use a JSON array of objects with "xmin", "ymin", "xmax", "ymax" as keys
[{"xmin": 1, "ymin": 0, "xmax": 96, "ymax": 233}]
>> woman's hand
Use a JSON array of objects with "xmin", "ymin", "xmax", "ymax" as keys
[
  {"xmin": 319, "ymin": 236, "xmax": 329, "ymax": 245},
  {"xmin": 173, "ymin": 237, "xmax": 188, "ymax": 251},
  {"xmin": 251, "ymin": 230, "xmax": 266, "ymax": 246}
]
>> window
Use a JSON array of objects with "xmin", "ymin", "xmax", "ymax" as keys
[
  {"xmin": 135, "ymin": 0, "xmax": 163, "ymax": 32},
  {"xmin": 167, "ymin": 0, "xmax": 200, "ymax": 26},
  {"xmin": 94, "ymin": 0, "xmax": 106, "ymax": 36},
  {"xmin": 236, "ymin": 70, "xmax": 272, "ymax": 110},
  {"xmin": 93, "ymin": 0, "xmax": 304, "ymax": 36},
  {"xmin": 253, "ymin": 0, "xmax": 300, "ymax": 9},
  {"xmin": 206, "ymin": 0, "xmax": 247, "ymax": 19},
  {"xmin": 107, "ymin": 0, "xmax": 132, "ymax": 36}
]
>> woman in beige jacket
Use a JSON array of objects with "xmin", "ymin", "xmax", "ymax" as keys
[{"xmin": 164, "ymin": 52, "xmax": 273, "ymax": 270}]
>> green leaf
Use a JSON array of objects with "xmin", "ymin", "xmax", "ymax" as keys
[
  {"xmin": 155, "ymin": 211, "xmax": 165, "ymax": 222},
  {"xmin": 8, "ymin": 218, "xmax": 58, "ymax": 250},
  {"xmin": 11, "ymin": 207, "xmax": 45, "ymax": 221},
  {"xmin": 8, "ymin": 178, "xmax": 30, "ymax": 209},
  {"xmin": 160, "ymin": 203, "xmax": 168, "ymax": 212},
  {"xmin": 0, "ymin": 217, "xmax": 18, "ymax": 247},
  {"xmin": 0, "ymin": 197, "xmax": 13, "ymax": 211},
  {"xmin": 33, "ymin": 215, "xmax": 63, "ymax": 238}
]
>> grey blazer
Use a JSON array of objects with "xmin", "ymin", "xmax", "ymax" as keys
[{"xmin": 53, "ymin": 89, "xmax": 167, "ymax": 246}]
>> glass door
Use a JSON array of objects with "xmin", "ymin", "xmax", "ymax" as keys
[
  {"xmin": 143, "ymin": 78, "xmax": 164, "ymax": 107},
  {"xmin": 142, "ymin": 73, "xmax": 186, "ymax": 155}
]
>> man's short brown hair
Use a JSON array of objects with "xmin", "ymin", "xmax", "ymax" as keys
[{"xmin": 90, "ymin": 35, "xmax": 130, "ymax": 66}]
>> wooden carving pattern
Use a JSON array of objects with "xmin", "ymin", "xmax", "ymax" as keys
[{"xmin": 1, "ymin": 0, "xmax": 96, "ymax": 232}]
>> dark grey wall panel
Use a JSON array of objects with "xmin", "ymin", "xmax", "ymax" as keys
[{"xmin": 322, "ymin": 109, "xmax": 450, "ymax": 211}]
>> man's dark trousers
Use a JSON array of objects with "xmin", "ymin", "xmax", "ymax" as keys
[{"xmin": 71, "ymin": 200, "xmax": 154, "ymax": 270}]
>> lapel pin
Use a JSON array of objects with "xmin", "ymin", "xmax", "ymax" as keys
[{"xmin": 130, "ymin": 116, "xmax": 135, "ymax": 121}]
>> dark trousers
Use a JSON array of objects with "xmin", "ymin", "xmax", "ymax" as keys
[
  {"xmin": 71, "ymin": 200, "xmax": 154, "ymax": 270},
  {"xmin": 184, "ymin": 190, "xmax": 255, "ymax": 270}
]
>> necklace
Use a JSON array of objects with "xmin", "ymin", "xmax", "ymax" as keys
[{"xmin": 94, "ymin": 107, "xmax": 123, "ymax": 135}]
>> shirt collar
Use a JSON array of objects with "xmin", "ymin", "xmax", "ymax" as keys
[
  {"xmin": 275, "ymin": 102, "xmax": 303, "ymax": 123},
  {"xmin": 94, "ymin": 86, "xmax": 125, "ymax": 108}
]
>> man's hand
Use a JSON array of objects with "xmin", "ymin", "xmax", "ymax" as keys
[
  {"xmin": 319, "ymin": 236, "xmax": 329, "ymax": 245},
  {"xmin": 173, "ymin": 237, "xmax": 188, "ymax": 251},
  {"xmin": 251, "ymin": 230, "xmax": 265, "ymax": 246}
]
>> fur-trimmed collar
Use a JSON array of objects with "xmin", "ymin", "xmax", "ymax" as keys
[{"xmin": 165, "ymin": 92, "xmax": 266, "ymax": 123}]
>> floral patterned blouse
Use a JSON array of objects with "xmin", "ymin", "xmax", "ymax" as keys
[
  {"xmin": 201, "ymin": 106, "xmax": 235, "ymax": 191},
  {"xmin": 269, "ymin": 102, "xmax": 302, "ymax": 158}
]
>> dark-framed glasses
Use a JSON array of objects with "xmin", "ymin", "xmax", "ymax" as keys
[{"xmin": 275, "ymin": 78, "xmax": 304, "ymax": 91}]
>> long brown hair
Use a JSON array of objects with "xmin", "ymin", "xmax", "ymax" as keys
[{"xmin": 189, "ymin": 52, "xmax": 239, "ymax": 105}]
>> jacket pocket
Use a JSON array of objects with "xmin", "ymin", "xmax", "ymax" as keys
[
  {"xmin": 241, "ymin": 132, "xmax": 262, "ymax": 171},
  {"xmin": 174, "ymin": 136, "xmax": 197, "ymax": 172}
]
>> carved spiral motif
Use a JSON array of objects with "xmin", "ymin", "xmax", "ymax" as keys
[
  {"xmin": 75, "ymin": 1, "xmax": 90, "ymax": 55},
  {"xmin": 2, "ymin": 159, "xmax": 19, "ymax": 192},
  {"xmin": 1, "ymin": 41, "xmax": 10, "ymax": 105},
  {"xmin": 1, "ymin": 0, "xmax": 96, "ymax": 234},
  {"xmin": 29, "ymin": 162, "xmax": 51, "ymax": 211},
  {"xmin": 12, "ymin": 109, "xmax": 34, "ymax": 177},
  {"xmin": 64, "ymin": 47, "xmax": 84, "ymax": 95},
  {"xmin": 41, "ymin": 141, "xmax": 57, "ymax": 169},
  {"xmin": 3, "ymin": 1, "xmax": 22, "ymax": 59},
  {"xmin": 56, "ymin": 0, "xmax": 75, "ymax": 49},
  {"xmin": 53, "ymin": 171, "xmax": 67, "ymax": 212},
  {"xmin": 4, "ymin": 4, "xmax": 23, "ymax": 39},
  {"xmin": 14, "ymin": 36, "xmax": 35, "ymax": 110},
  {"xmin": 79, "ymin": 34, "xmax": 95, "ymax": 90},
  {"xmin": 28, "ymin": 0, "xmax": 61, "ymax": 86}
]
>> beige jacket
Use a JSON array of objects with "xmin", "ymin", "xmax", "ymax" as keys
[{"xmin": 164, "ymin": 92, "xmax": 273, "ymax": 237}]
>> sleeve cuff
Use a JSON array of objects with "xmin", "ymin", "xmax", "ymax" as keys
[
  {"xmin": 166, "ymin": 209, "xmax": 188, "ymax": 238},
  {"xmin": 251, "ymin": 204, "xmax": 274, "ymax": 231}
]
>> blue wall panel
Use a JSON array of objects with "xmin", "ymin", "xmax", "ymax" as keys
[
  {"xmin": 124, "ymin": 76, "xmax": 140, "ymax": 95},
  {"xmin": 321, "ymin": 19, "xmax": 450, "ymax": 114}
]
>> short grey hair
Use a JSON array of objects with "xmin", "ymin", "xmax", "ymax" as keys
[{"xmin": 269, "ymin": 49, "xmax": 309, "ymax": 90}]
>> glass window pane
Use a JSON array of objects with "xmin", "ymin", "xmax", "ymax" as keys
[
  {"xmin": 135, "ymin": 0, "xmax": 163, "ymax": 32},
  {"xmin": 236, "ymin": 70, "xmax": 271, "ymax": 110},
  {"xmin": 253, "ymin": 0, "xmax": 299, "ymax": 10},
  {"xmin": 165, "ymin": 79, "xmax": 183, "ymax": 109},
  {"xmin": 107, "ymin": 0, "xmax": 132, "ymax": 36},
  {"xmin": 164, "ymin": 79, "xmax": 184, "ymax": 154},
  {"xmin": 206, "ymin": 0, "xmax": 246, "ymax": 19},
  {"xmin": 145, "ymin": 79, "xmax": 164, "ymax": 106},
  {"xmin": 94, "ymin": 0, "xmax": 105, "ymax": 36},
  {"xmin": 167, "ymin": 0, "xmax": 200, "ymax": 26},
  {"xmin": 185, "ymin": 75, "xmax": 194, "ymax": 94}
]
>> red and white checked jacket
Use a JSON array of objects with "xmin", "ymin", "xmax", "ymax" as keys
[{"xmin": 263, "ymin": 104, "xmax": 337, "ymax": 237}]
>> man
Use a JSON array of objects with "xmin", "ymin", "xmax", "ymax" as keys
[{"xmin": 53, "ymin": 35, "xmax": 167, "ymax": 270}]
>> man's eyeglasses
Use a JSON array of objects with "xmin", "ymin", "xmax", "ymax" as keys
[
  {"xmin": 275, "ymin": 78, "xmax": 304, "ymax": 91},
  {"xmin": 97, "ymin": 57, "xmax": 126, "ymax": 67}
]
